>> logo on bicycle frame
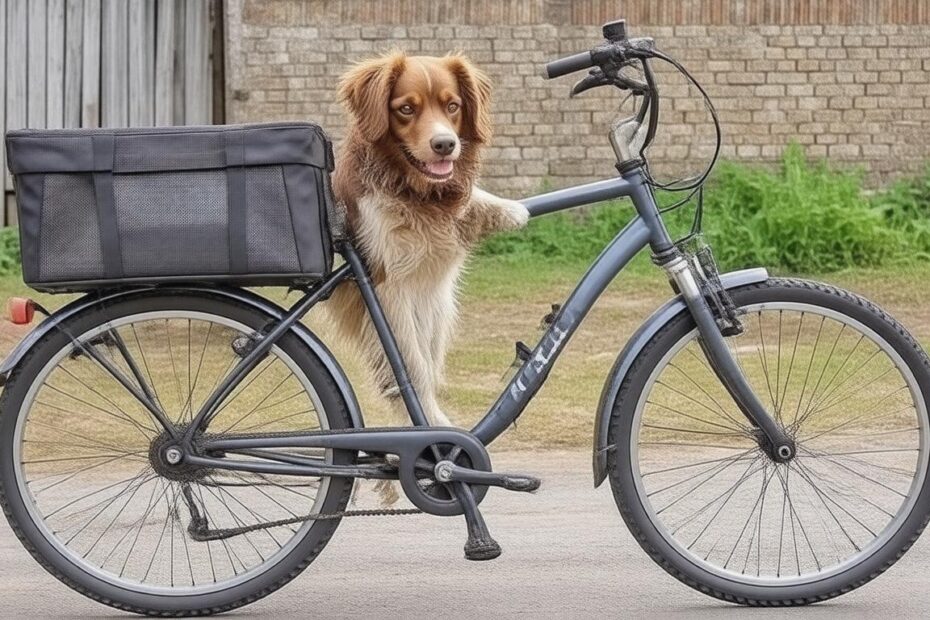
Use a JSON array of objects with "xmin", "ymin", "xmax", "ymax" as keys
[{"xmin": 509, "ymin": 311, "xmax": 572, "ymax": 401}]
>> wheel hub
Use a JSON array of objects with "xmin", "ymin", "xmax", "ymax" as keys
[
  {"xmin": 148, "ymin": 430, "xmax": 207, "ymax": 482},
  {"xmin": 751, "ymin": 428, "xmax": 796, "ymax": 463}
]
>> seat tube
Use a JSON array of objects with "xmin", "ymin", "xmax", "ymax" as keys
[{"xmin": 341, "ymin": 242, "xmax": 432, "ymax": 428}]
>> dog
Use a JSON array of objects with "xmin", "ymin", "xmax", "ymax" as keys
[{"xmin": 326, "ymin": 51, "xmax": 528, "ymax": 442}]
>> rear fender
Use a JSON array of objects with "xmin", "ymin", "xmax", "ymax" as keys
[
  {"xmin": 592, "ymin": 268, "xmax": 769, "ymax": 487},
  {"xmin": 0, "ymin": 286, "xmax": 364, "ymax": 430}
]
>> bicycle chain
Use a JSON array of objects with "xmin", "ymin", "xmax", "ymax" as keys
[
  {"xmin": 186, "ymin": 502, "xmax": 423, "ymax": 542},
  {"xmin": 180, "ymin": 430, "xmax": 425, "ymax": 542}
]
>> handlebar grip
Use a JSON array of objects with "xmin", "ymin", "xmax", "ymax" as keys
[{"xmin": 542, "ymin": 51, "xmax": 594, "ymax": 79}]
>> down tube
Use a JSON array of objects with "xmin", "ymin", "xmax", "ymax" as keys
[{"xmin": 471, "ymin": 217, "xmax": 652, "ymax": 445}]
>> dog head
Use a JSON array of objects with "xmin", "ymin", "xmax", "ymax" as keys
[{"xmin": 338, "ymin": 51, "xmax": 491, "ymax": 193}]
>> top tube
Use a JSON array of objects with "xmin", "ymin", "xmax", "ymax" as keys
[{"xmin": 521, "ymin": 177, "xmax": 634, "ymax": 218}]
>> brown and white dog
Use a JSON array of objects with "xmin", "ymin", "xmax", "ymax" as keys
[{"xmin": 327, "ymin": 51, "xmax": 528, "ymax": 432}]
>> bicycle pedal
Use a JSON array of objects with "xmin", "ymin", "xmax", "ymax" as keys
[{"xmin": 500, "ymin": 473, "xmax": 541, "ymax": 493}]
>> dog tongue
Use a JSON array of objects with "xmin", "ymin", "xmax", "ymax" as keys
[{"xmin": 426, "ymin": 160, "xmax": 454, "ymax": 176}]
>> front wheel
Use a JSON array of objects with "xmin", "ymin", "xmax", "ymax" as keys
[{"xmin": 608, "ymin": 278, "xmax": 930, "ymax": 605}]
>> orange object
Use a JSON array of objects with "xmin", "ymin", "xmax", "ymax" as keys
[{"xmin": 7, "ymin": 297, "xmax": 35, "ymax": 325}]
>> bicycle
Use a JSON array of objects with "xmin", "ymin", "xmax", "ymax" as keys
[{"xmin": 1, "ymin": 19, "xmax": 929, "ymax": 615}]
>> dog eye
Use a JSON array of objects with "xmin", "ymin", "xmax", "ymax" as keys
[
  {"xmin": 398, "ymin": 104, "xmax": 415, "ymax": 116},
  {"xmin": 447, "ymin": 102, "xmax": 460, "ymax": 113}
]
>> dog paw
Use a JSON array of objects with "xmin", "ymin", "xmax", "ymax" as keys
[{"xmin": 502, "ymin": 199, "xmax": 529, "ymax": 229}]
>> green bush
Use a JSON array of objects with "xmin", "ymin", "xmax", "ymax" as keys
[
  {"xmin": 0, "ymin": 227, "xmax": 20, "ymax": 276},
  {"xmin": 480, "ymin": 143, "xmax": 928, "ymax": 273},
  {"xmin": 872, "ymin": 164, "xmax": 930, "ymax": 260},
  {"xmin": 698, "ymin": 144, "xmax": 898, "ymax": 272}
]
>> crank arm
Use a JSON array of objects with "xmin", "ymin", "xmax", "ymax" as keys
[{"xmin": 434, "ymin": 461, "xmax": 541, "ymax": 493}]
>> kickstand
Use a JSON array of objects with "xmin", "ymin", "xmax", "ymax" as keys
[{"xmin": 453, "ymin": 482, "xmax": 501, "ymax": 561}]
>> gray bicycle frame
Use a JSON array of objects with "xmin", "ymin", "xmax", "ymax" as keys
[
  {"xmin": 0, "ymin": 159, "xmax": 793, "ymax": 478},
  {"xmin": 172, "ymin": 161, "xmax": 793, "ymax": 464}
]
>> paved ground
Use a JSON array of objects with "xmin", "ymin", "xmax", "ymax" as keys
[{"xmin": 1, "ymin": 450, "xmax": 929, "ymax": 619}]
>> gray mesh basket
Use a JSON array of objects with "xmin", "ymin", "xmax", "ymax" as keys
[{"xmin": 5, "ymin": 122, "xmax": 336, "ymax": 293}]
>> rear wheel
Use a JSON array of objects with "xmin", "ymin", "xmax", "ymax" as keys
[
  {"xmin": 608, "ymin": 279, "xmax": 930, "ymax": 604},
  {"xmin": 0, "ymin": 291, "xmax": 356, "ymax": 615}
]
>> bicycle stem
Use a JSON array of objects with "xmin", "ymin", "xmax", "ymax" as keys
[{"xmin": 663, "ymin": 255, "xmax": 796, "ymax": 461}]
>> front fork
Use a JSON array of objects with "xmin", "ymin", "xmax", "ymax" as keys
[{"xmin": 664, "ymin": 254, "xmax": 796, "ymax": 462}]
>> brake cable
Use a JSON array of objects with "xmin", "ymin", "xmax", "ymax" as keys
[{"xmin": 639, "ymin": 48, "xmax": 722, "ymax": 194}]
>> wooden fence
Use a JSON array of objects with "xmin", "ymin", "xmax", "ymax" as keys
[{"xmin": 0, "ymin": 0, "xmax": 225, "ymax": 225}]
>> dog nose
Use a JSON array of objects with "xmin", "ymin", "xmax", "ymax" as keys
[{"xmin": 430, "ymin": 134, "xmax": 457, "ymax": 156}]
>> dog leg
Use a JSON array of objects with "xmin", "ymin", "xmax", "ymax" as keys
[
  {"xmin": 468, "ymin": 186, "xmax": 530, "ymax": 235},
  {"xmin": 368, "ymin": 288, "xmax": 454, "ymax": 505}
]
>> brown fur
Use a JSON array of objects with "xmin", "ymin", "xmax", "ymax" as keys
[{"xmin": 326, "ymin": 51, "xmax": 528, "ymax": 429}]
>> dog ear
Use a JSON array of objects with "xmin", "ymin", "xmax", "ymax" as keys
[
  {"xmin": 444, "ymin": 54, "xmax": 492, "ymax": 145},
  {"xmin": 338, "ymin": 52, "xmax": 407, "ymax": 142}
]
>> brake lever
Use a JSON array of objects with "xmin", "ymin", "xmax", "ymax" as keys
[
  {"xmin": 570, "ymin": 69, "xmax": 610, "ymax": 97},
  {"xmin": 569, "ymin": 63, "xmax": 649, "ymax": 98}
]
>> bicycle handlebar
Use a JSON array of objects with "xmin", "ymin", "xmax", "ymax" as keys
[
  {"xmin": 539, "ymin": 19, "xmax": 722, "ymax": 198},
  {"xmin": 542, "ymin": 23, "xmax": 661, "ymax": 162},
  {"xmin": 542, "ymin": 51, "xmax": 595, "ymax": 79}
]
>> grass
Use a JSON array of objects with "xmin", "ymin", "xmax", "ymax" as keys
[
  {"xmin": 1, "ymin": 250, "xmax": 929, "ymax": 453},
  {"xmin": 440, "ymin": 257, "xmax": 930, "ymax": 449}
]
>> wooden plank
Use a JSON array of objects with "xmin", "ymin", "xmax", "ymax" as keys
[
  {"xmin": 210, "ymin": 0, "xmax": 225, "ymax": 123},
  {"xmin": 1, "ymin": 0, "xmax": 7, "ymax": 215},
  {"xmin": 81, "ymin": 0, "xmax": 100, "ymax": 127},
  {"xmin": 146, "ymin": 0, "xmax": 155, "ymax": 116},
  {"xmin": 46, "ymin": 0, "xmax": 66, "ymax": 128},
  {"xmin": 154, "ymin": 0, "xmax": 176, "ymax": 126},
  {"xmin": 127, "ymin": 0, "xmax": 154, "ymax": 125},
  {"xmin": 184, "ymin": 0, "xmax": 211, "ymax": 124},
  {"xmin": 172, "ymin": 0, "xmax": 185, "ymax": 124},
  {"xmin": 101, "ymin": 0, "xmax": 128, "ymax": 127},
  {"xmin": 5, "ymin": 195, "xmax": 17, "ymax": 228},
  {"xmin": 27, "ymin": 0, "xmax": 47, "ymax": 128},
  {"xmin": 64, "ymin": 0, "xmax": 84, "ymax": 128},
  {"xmin": 6, "ymin": 0, "xmax": 28, "ymax": 191}
]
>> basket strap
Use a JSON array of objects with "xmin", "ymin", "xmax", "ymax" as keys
[
  {"xmin": 91, "ymin": 134, "xmax": 123, "ymax": 278},
  {"xmin": 225, "ymin": 131, "xmax": 248, "ymax": 274}
]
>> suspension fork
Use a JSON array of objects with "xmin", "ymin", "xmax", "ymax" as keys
[{"xmin": 664, "ymin": 254, "xmax": 796, "ymax": 461}]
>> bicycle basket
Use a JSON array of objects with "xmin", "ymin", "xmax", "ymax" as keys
[{"xmin": 5, "ymin": 122, "xmax": 336, "ymax": 293}]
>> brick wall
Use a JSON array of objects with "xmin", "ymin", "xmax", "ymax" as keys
[{"xmin": 225, "ymin": 0, "xmax": 930, "ymax": 195}]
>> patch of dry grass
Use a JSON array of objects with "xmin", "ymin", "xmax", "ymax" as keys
[{"xmin": 2, "ymin": 258, "xmax": 930, "ymax": 451}]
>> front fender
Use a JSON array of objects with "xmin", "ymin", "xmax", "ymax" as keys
[
  {"xmin": 592, "ymin": 268, "xmax": 769, "ymax": 487},
  {"xmin": 0, "ymin": 286, "xmax": 364, "ymax": 430}
]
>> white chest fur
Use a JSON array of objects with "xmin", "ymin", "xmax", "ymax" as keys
[{"xmin": 355, "ymin": 193, "xmax": 468, "ymax": 289}]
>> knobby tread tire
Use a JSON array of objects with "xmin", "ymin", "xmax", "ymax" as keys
[
  {"xmin": 606, "ymin": 278, "xmax": 930, "ymax": 606},
  {"xmin": 0, "ymin": 291, "xmax": 357, "ymax": 616}
]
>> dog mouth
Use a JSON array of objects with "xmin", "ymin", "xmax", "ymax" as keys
[{"xmin": 401, "ymin": 148, "xmax": 455, "ymax": 182}]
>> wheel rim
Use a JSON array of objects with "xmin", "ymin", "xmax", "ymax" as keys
[
  {"xmin": 630, "ymin": 302, "xmax": 928, "ymax": 586},
  {"xmin": 13, "ymin": 310, "xmax": 334, "ymax": 596}
]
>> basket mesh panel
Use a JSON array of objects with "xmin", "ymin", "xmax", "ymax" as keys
[
  {"xmin": 245, "ymin": 166, "xmax": 300, "ymax": 272},
  {"xmin": 113, "ymin": 133, "xmax": 226, "ymax": 172},
  {"xmin": 40, "ymin": 173, "xmax": 105, "ymax": 280},
  {"xmin": 114, "ymin": 171, "xmax": 228, "ymax": 276}
]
